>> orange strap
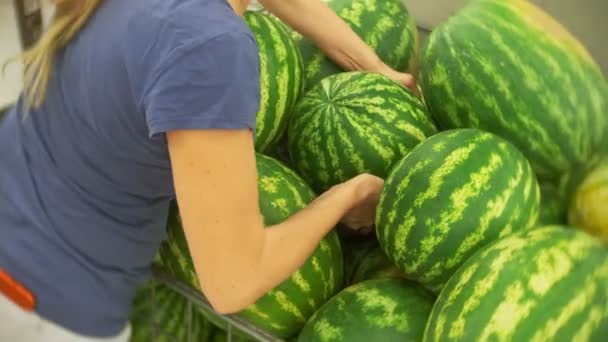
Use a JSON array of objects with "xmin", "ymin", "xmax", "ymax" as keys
[{"xmin": 0, "ymin": 268, "xmax": 36, "ymax": 311}]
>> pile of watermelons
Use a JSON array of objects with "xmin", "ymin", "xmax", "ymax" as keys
[{"xmin": 131, "ymin": 0, "xmax": 608, "ymax": 341}]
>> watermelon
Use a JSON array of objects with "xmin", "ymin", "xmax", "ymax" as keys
[
  {"xmin": 129, "ymin": 281, "xmax": 213, "ymax": 342},
  {"xmin": 568, "ymin": 159, "xmax": 608, "ymax": 243},
  {"xmin": 292, "ymin": 0, "xmax": 418, "ymax": 91},
  {"xmin": 288, "ymin": 71, "xmax": 438, "ymax": 194},
  {"xmin": 341, "ymin": 237, "xmax": 404, "ymax": 286},
  {"xmin": 159, "ymin": 154, "xmax": 344, "ymax": 339},
  {"xmin": 298, "ymin": 278, "xmax": 435, "ymax": 341},
  {"xmin": 245, "ymin": 11, "xmax": 304, "ymax": 153},
  {"xmin": 424, "ymin": 225, "xmax": 608, "ymax": 342},
  {"xmin": 350, "ymin": 242, "xmax": 404, "ymax": 285},
  {"xmin": 376, "ymin": 128, "xmax": 541, "ymax": 293},
  {"xmin": 419, "ymin": 0, "xmax": 608, "ymax": 185},
  {"xmin": 538, "ymin": 181, "xmax": 567, "ymax": 226}
]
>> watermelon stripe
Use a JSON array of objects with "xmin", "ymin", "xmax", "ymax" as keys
[
  {"xmin": 245, "ymin": 11, "xmax": 303, "ymax": 152},
  {"xmin": 273, "ymin": 291, "xmax": 306, "ymax": 322},
  {"xmin": 425, "ymin": 227, "xmax": 608, "ymax": 342},
  {"xmin": 572, "ymin": 306, "xmax": 605, "ymax": 342},
  {"xmin": 250, "ymin": 13, "xmax": 270, "ymax": 141},
  {"xmin": 411, "ymin": 151, "xmax": 505, "ymax": 275},
  {"xmin": 528, "ymin": 271, "xmax": 600, "ymax": 342},
  {"xmin": 441, "ymin": 158, "xmax": 525, "ymax": 270},
  {"xmin": 378, "ymin": 158, "xmax": 432, "ymax": 249},
  {"xmin": 423, "ymin": 60, "xmax": 464, "ymax": 128},
  {"xmin": 257, "ymin": 15, "xmax": 297, "ymax": 146},
  {"xmin": 391, "ymin": 133, "xmax": 490, "ymax": 264}
]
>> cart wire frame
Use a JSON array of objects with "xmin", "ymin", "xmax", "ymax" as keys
[{"xmin": 150, "ymin": 265, "xmax": 285, "ymax": 342}]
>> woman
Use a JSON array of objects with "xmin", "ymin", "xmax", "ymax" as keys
[{"xmin": 0, "ymin": 0, "xmax": 414, "ymax": 341}]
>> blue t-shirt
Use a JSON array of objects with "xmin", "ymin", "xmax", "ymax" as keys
[{"xmin": 0, "ymin": 0, "xmax": 260, "ymax": 337}]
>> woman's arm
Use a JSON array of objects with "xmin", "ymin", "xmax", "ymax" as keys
[
  {"xmin": 167, "ymin": 128, "xmax": 382, "ymax": 314},
  {"xmin": 258, "ymin": 0, "xmax": 416, "ymax": 90}
]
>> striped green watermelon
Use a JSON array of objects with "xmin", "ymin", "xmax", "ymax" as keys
[
  {"xmin": 159, "ymin": 154, "xmax": 344, "ymax": 339},
  {"xmin": 292, "ymin": 0, "xmax": 418, "ymax": 90},
  {"xmin": 419, "ymin": 0, "xmax": 608, "ymax": 185},
  {"xmin": 288, "ymin": 71, "xmax": 438, "ymax": 194},
  {"xmin": 424, "ymin": 225, "xmax": 608, "ymax": 342},
  {"xmin": 376, "ymin": 129, "xmax": 541, "ymax": 293},
  {"xmin": 129, "ymin": 281, "xmax": 213, "ymax": 342},
  {"xmin": 244, "ymin": 11, "xmax": 304, "ymax": 153},
  {"xmin": 298, "ymin": 278, "xmax": 435, "ymax": 341},
  {"xmin": 568, "ymin": 160, "xmax": 608, "ymax": 243}
]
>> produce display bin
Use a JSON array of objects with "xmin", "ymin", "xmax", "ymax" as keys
[{"xmin": 143, "ymin": 265, "xmax": 285, "ymax": 342}]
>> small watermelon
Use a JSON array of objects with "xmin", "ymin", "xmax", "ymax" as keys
[{"xmin": 298, "ymin": 278, "xmax": 435, "ymax": 342}]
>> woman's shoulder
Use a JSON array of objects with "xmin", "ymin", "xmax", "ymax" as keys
[{"xmin": 133, "ymin": 0, "xmax": 253, "ymax": 44}]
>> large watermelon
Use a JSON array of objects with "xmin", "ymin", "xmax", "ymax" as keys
[
  {"xmin": 129, "ymin": 281, "xmax": 213, "ymax": 342},
  {"xmin": 288, "ymin": 71, "xmax": 438, "ymax": 194},
  {"xmin": 245, "ymin": 11, "xmax": 304, "ymax": 153},
  {"xmin": 298, "ymin": 278, "xmax": 435, "ymax": 341},
  {"xmin": 376, "ymin": 129, "xmax": 541, "ymax": 293},
  {"xmin": 419, "ymin": 0, "xmax": 608, "ymax": 185},
  {"xmin": 424, "ymin": 225, "xmax": 608, "ymax": 342},
  {"xmin": 159, "ymin": 154, "xmax": 344, "ymax": 339},
  {"xmin": 293, "ymin": 0, "xmax": 418, "ymax": 91}
]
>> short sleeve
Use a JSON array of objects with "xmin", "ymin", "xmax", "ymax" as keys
[{"xmin": 142, "ymin": 32, "xmax": 261, "ymax": 138}]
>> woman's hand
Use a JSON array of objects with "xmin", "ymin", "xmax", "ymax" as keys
[
  {"xmin": 340, "ymin": 174, "xmax": 384, "ymax": 231},
  {"xmin": 315, "ymin": 174, "xmax": 384, "ymax": 232}
]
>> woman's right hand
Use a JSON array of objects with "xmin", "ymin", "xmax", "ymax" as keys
[{"xmin": 336, "ymin": 174, "xmax": 385, "ymax": 232}]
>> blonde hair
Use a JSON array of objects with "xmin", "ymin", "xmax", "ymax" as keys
[{"xmin": 20, "ymin": 0, "xmax": 103, "ymax": 109}]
